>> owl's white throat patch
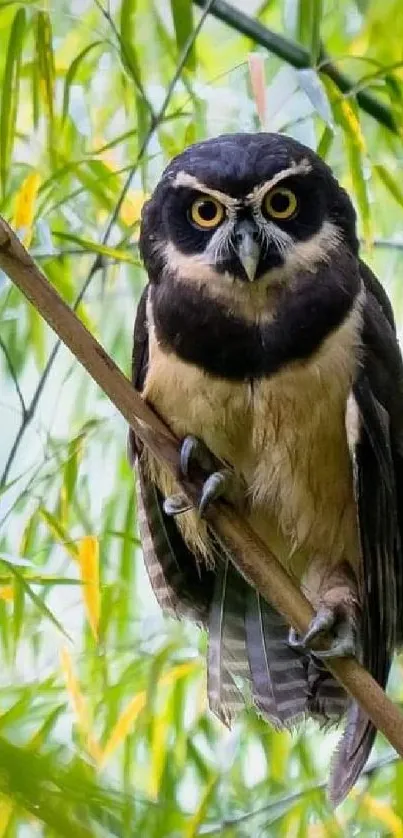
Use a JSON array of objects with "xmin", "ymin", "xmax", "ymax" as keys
[{"xmin": 163, "ymin": 219, "xmax": 342, "ymax": 321}]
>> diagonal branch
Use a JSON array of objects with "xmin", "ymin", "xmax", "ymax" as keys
[
  {"xmin": 193, "ymin": 0, "xmax": 398, "ymax": 134},
  {"xmin": 0, "ymin": 0, "xmax": 215, "ymax": 488},
  {"xmin": 1, "ymin": 214, "xmax": 403, "ymax": 767}
]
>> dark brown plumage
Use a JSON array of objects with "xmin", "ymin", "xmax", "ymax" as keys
[{"xmin": 129, "ymin": 132, "xmax": 403, "ymax": 804}]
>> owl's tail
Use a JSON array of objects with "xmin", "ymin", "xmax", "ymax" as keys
[
  {"xmin": 207, "ymin": 558, "xmax": 309, "ymax": 729},
  {"xmin": 328, "ymin": 703, "xmax": 379, "ymax": 807},
  {"xmin": 207, "ymin": 558, "xmax": 375, "ymax": 805}
]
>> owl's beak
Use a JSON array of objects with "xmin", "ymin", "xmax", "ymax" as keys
[{"xmin": 234, "ymin": 220, "xmax": 261, "ymax": 282}]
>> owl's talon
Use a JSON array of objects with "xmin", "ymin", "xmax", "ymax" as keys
[
  {"xmin": 179, "ymin": 435, "xmax": 218, "ymax": 478},
  {"xmin": 198, "ymin": 469, "xmax": 232, "ymax": 515},
  {"xmin": 163, "ymin": 493, "xmax": 192, "ymax": 516},
  {"xmin": 288, "ymin": 606, "xmax": 356, "ymax": 659}
]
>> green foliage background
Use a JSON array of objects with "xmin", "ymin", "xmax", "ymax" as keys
[{"xmin": 1, "ymin": 0, "xmax": 403, "ymax": 834}]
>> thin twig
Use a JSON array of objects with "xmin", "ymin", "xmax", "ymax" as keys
[
  {"xmin": 203, "ymin": 753, "xmax": 398, "ymax": 833},
  {"xmin": 94, "ymin": 0, "xmax": 155, "ymax": 119},
  {"xmin": 101, "ymin": 0, "xmax": 217, "ymax": 246},
  {"xmin": 1, "ymin": 216, "xmax": 403, "ymax": 779},
  {"xmin": 0, "ymin": 0, "xmax": 215, "ymax": 488},
  {"xmin": 193, "ymin": 0, "xmax": 398, "ymax": 134},
  {"xmin": 0, "ymin": 335, "xmax": 27, "ymax": 418}
]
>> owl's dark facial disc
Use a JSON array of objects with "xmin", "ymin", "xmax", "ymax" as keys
[{"xmin": 140, "ymin": 133, "xmax": 358, "ymax": 292}]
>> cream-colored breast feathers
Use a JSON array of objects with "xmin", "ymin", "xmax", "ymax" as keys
[{"xmin": 141, "ymin": 297, "xmax": 363, "ymax": 584}]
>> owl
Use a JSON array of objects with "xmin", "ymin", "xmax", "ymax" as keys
[{"xmin": 129, "ymin": 132, "xmax": 403, "ymax": 804}]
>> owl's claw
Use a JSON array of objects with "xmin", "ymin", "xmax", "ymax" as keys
[
  {"xmin": 180, "ymin": 435, "xmax": 217, "ymax": 478},
  {"xmin": 164, "ymin": 435, "xmax": 235, "ymax": 517},
  {"xmin": 198, "ymin": 469, "xmax": 233, "ymax": 515},
  {"xmin": 288, "ymin": 605, "xmax": 356, "ymax": 659},
  {"xmin": 163, "ymin": 493, "xmax": 192, "ymax": 516}
]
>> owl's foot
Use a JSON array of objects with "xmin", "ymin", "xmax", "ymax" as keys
[
  {"xmin": 288, "ymin": 604, "xmax": 356, "ymax": 659},
  {"xmin": 163, "ymin": 435, "xmax": 235, "ymax": 517}
]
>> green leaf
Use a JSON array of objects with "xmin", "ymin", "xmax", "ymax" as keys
[
  {"xmin": 373, "ymin": 163, "xmax": 403, "ymax": 210},
  {"xmin": 34, "ymin": 11, "xmax": 55, "ymax": 158},
  {"xmin": 39, "ymin": 507, "xmax": 78, "ymax": 558},
  {"xmin": 62, "ymin": 41, "xmax": 103, "ymax": 123},
  {"xmin": 333, "ymin": 98, "xmax": 371, "ymax": 243},
  {"xmin": 62, "ymin": 435, "xmax": 84, "ymax": 521},
  {"xmin": 7, "ymin": 563, "xmax": 71, "ymax": 639},
  {"xmin": 119, "ymin": 0, "xmax": 143, "ymax": 93},
  {"xmin": 51, "ymin": 231, "xmax": 141, "ymax": 264},
  {"xmin": 297, "ymin": 0, "xmax": 322, "ymax": 65},
  {"xmin": 317, "ymin": 125, "xmax": 334, "ymax": 160},
  {"xmin": 0, "ymin": 7, "xmax": 26, "ymax": 196},
  {"xmin": 170, "ymin": 0, "xmax": 195, "ymax": 70}
]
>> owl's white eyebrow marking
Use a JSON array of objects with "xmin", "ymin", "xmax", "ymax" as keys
[
  {"xmin": 246, "ymin": 158, "xmax": 312, "ymax": 205},
  {"xmin": 171, "ymin": 171, "xmax": 240, "ymax": 210},
  {"xmin": 172, "ymin": 158, "xmax": 312, "ymax": 210}
]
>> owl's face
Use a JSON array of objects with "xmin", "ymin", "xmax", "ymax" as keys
[{"xmin": 140, "ymin": 133, "xmax": 358, "ymax": 291}]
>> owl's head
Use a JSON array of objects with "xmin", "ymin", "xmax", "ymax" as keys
[{"xmin": 140, "ymin": 133, "xmax": 358, "ymax": 292}]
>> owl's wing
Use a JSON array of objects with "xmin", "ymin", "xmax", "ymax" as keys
[
  {"xmin": 128, "ymin": 284, "xmax": 215, "ymax": 624},
  {"xmin": 329, "ymin": 287, "xmax": 403, "ymax": 805}
]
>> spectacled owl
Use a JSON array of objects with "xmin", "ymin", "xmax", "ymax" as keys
[{"xmin": 129, "ymin": 132, "xmax": 403, "ymax": 804}]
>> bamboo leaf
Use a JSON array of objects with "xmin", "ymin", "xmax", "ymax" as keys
[
  {"xmin": 248, "ymin": 53, "xmax": 267, "ymax": 129},
  {"xmin": 34, "ymin": 11, "xmax": 55, "ymax": 156},
  {"xmin": 12, "ymin": 172, "xmax": 41, "ymax": 247},
  {"xmin": 185, "ymin": 773, "xmax": 220, "ymax": 838},
  {"xmin": 0, "ymin": 7, "xmax": 26, "ymax": 196},
  {"xmin": 77, "ymin": 536, "xmax": 100, "ymax": 641},
  {"xmin": 297, "ymin": 69, "xmax": 334, "ymax": 126},
  {"xmin": 51, "ymin": 231, "xmax": 140, "ymax": 263},
  {"xmin": 170, "ymin": 0, "xmax": 195, "ymax": 70},
  {"xmin": 120, "ymin": 0, "xmax": 144, "ymax": 92},
  {"xmin": 373, "ymin": 163, "xmax": 403, "ymax": 209},
  {"xmin": 0, "ymin": 797, "xmax": 14, "ymax": 837},
  {"xmin": 335, "ymin": 98, "xmax": 371, "ymax": 244},
  {"xmin": 62, "ymin": 41, "xmax": 103, "ymax": 123},
  {"xmin": 7, "ymin": 564, "xmax": 70, "ymax": 639},
  {"xmin": 297, "ymin": 0, "xmax": 322, "ymax": 64},
  {"xmin": 60, "ymin": 647, "xmax": 102, "ymax": 762},
  {"xmin": 39, "ymin": 508, "xmax": 78, "ymax": 559},
  {"xmin": 100, "ymin": 661, "xmax": 200, "ymax": 768},
  {"xmin": 62, "ymin": 435, "xmax": 84, "ymax": 522}
]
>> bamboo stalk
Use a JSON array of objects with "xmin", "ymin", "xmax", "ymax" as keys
[{"xmin": 1, "ymin": 214, "xmax": 403, "ymax": 760}]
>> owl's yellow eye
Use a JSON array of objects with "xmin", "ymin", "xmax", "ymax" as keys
[
  {"xmin": 264, "ymin": 187, "xmax": 298, "ymax": 220},
  {"xmin": 190, "ymin": 197, "xmax": 225, "ymax": 229}
]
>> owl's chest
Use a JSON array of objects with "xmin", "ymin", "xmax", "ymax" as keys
[
  {"xmin": 142, "ymin": 313, "xmax": 361, "ymax": 572},
  {"xmin": 142, "ymin": 326, "xmax": 354, "ymax": 507}
]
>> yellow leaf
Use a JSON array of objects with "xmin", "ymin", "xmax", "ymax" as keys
[
  {"xmin": 60, "ymin": 646, "xmax": 102, "ymax": 763},
  {"xmin": 120, "ymin": 190, "xmax": 148, "ymax": 227},
  {"xmin": 91, "ymin": 139, "xmax": 147, "ymax": 228},
  {"xmin": 351, "ymin": 790, "xmax": 403, "ymax": 837},
  {"xmin": 248, "ymin": 53, "xmax": 266, "ymax": 129},
  {"xmin": 148, "ymin": 708, "xmax": 170, "ymax": 800},
  {"xmin": 12, "ymin": 172, "xmax": 41, "ymax": 246},
  {"xmin": 77, "ymin": 536, "xmax": 100, "ymax": 640},
  {"xmin": 99, "ymin": 691, "xmax": 146, "ymax": 770},
  {"xmin": 0, "ymin": 586, "xmax": 13, "ymax": 601},
  {"xmin": 185, "ymin": 774, "xmax": 220, "ymax": 838},
  {"xmin": 100, "ymin": 660, "xmax": 200, "ymax": 769},
  {"xmin": 0, "ymin": 796, "xmax": 14, "ymax": 836},
  {"xmin": 339, "ymin": 100, "xmax": 366, "ymax": 153}
]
